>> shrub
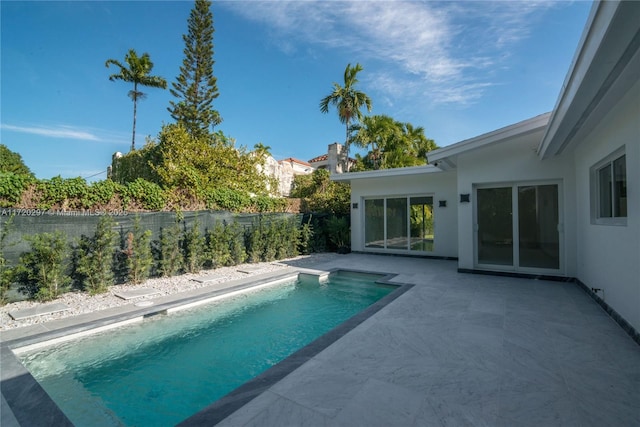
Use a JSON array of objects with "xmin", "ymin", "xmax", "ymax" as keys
[
  {"xmin": 254, "ymin": 195, "xmax": 286, "ymax": 213},
  {"xmin": 298, "ymin": 216, "xmax": 314, "ymax": 255},
  {"xmin": 0, "ymin": 215, "xmax": 15, "ymax": 304},
  {"xmin": 245, "ymin": 219, "xmax": 265, "ymax": 263},
  {"xmin": 123, "ymin": 179, "xmax": 167, "ymax": 211},
  {"xmin": 183, "ymin": 216, "xmax": 205, "ymax": 273},
  {"xmin": 245, "ymin": 216, "xmax": 301, "ymax": 263},
  {"xmin": 262, "ymin": 221, "xmax": 278, "ymax": 262},
  {"xmin": 205, "ymin": 188, "xmax": 251, "ymax": 211},
  {"xmin": 206, "ymin": 222, "xmax": 231, "ymax": 268},
  {"xmin": 0, "ymin": 172, "xmax": 34, "ymax": 207},
  {"xmin": 159, "ymin": 217, "xmax": 183, "ymax": 277},
  {"xmin": 85, "ymin": 180, "xmax": 125, "ymax": 207},
  {"xmin": 228, "ymin": 220, "xmax": 247, "ymax": 265},
  {"xmin": 123, "ymin": 216, "xmax": 153, "ymax": 284},
  {"xmin": 110, "ymin": 140, "xmax": 161, "ymax": 185},
  {"xmin": 326, "ymin": 215, "xmax": 351, "ymax": 252},
  {"xmin": 15, "ymin": 231, "xmax": 71, "ymax": 301},
  {"xmin": 291, "ymin": 169, "xmax": 350, "ymax": 215},
  {"xmin": 75, "ymin": 215, "xmax": 118, "ymax": 294},
  {"xmin": 36, "ymin": 176, "xmax": 90, "ymax": 210}
]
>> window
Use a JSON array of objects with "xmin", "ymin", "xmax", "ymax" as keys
[{"xmin": 592, "ymin": 149, "xmax": 627, "ymax": 225}]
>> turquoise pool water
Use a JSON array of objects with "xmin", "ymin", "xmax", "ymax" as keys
[{"xmin": 19, "ymin": 271, "xmax": 394, "ymax": 427}]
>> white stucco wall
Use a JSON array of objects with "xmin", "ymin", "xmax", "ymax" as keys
[
  {"xmin": 573, "ymin": 79, "xmax": 640, "ymax": 332},
  {"xmin": 348, "ymin": 170, "xmax": 458, "ymax": 258},
  {"xmin": 455, "ymin": 128, "xmax": 578, "ymax": 276}
]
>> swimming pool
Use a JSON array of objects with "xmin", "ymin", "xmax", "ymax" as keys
[{"xmin": 13, "ymin": 270, "xmax": 404, "ymax": 426}]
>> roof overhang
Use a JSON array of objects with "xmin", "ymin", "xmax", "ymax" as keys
[
  {"xmin": 427, "ymin": 113, "xmax": 551, "ymax": 171},
  {"xmin": 331, "ymin": 164, "xmax": 443, "ymax": 183},
  {"xmin": 538, "ymin": 1, "xmax": 640, "ymax": 159}
]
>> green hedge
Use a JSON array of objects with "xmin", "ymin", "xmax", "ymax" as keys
[{"xmin": 5, "ymin": 214, "xmax": 313, "ymax": 303}]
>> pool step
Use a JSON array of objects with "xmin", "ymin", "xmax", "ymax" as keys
[{"xmin": 9, "ymin": 302, "xmax": 70, "ymax": 320}]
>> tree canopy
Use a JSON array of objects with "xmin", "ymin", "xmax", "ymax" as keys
[
  {"xmin": 150, "ymin": 124, "xmax": 272, "ymax": 197},
  {"xmin": 105, "ymin": 49, "xmax": 167, "ymax": 151},
  {"xmin": 0, "ymin": 145, "xmax": 33, "ymax": 176},
  {"xmin": 290, "ymin": 169, "xmax": 350, "ymax": 215},
  {"xmin": 350, "ymin": 115, "xmax": 438, "ymax": 170},
  {"xmin": 168, "ymin": 0, "xmax": 221, "ymax": 137}
]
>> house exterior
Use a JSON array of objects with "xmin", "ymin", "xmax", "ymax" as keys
[
  {"xmin": 333, "ymin": 1, "xmax": 639, "ymax": 336},
  {"xmin": 309, "ymin": 143, "xmax": 356, "ymax": 174},
  {"xmin": 262, "ymin": 143, "xmax": 354, "ymax": 196}
]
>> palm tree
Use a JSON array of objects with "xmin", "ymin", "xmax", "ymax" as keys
[
  {"xmin": 350, "ymin": 115, "xmax": 397, "ymax": 170},
  {"xmin": 106, "ymin": 49, "xmax": 167, "ymax": 151},
  {"xmin": 319, "ymin": 63, "xmax": 372, "ymax": 171},
  {"xmin": 403, "ymin": 122, "xmax": 438, "ymax": 161}
]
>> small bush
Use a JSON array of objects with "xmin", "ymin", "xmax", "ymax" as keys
[
  {"xmin": 0, "ymin": 215, "xmax": 16, "ymax": 304},
  {"xmin": 228, "ymin": 221, "xmax": 247, "ymax": 265},
  {"xmin": 207, "ymin": 222, "xmax": 231, "ymax": 268},
  {"xmin": 262, "ymin": 221, "xmax": 278, "ymax": 262},
  {"xmin": 298, "ymin": 216, "xmax": 314, "ymax": 255},
  {"xmin": 15, "ymin": 231, "xmax": 71, "ymax": 301},
  {"xmin": 123, "ymin": 216, "xmax": 153, "ymax": 284},
  {"xmin": 183, "ymin": 217, "xmax": 205, "ymax": 273},
  {"xmin": 245, "ymin": 220, "xmax": 265, "ymax": 263},
  {"xmin": 159, "ymin": 217, "xmax": 183, "ymax": 277},
  {"xmin": 75, "ymin": 215, "xmax": 118, "ymax": 294},
  {"xmin": 326, "ymin": 215, "xmax": 350, "ymax": 252}
]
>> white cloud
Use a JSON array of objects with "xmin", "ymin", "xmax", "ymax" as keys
[
  {"xmin": 1, "ymin": 123, "xmax": 127, "ymax": 144},
  {"xmin": 1, "ymin": 123, "xmax": 100, "ymax": 140},
  {"xmin": 222, "ymin": 1, "xmax": 560, "ymax": 106}
]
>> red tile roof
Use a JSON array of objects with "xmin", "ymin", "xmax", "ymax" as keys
[
  {"xmin": 308, "ymin": 154, "xmax": 328, "ymax": 163},
  {"xmin": 279, "ymin": 157, "xmax": 312, "ymax": 167}
]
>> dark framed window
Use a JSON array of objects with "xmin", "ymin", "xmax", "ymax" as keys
[{"xmin": 592, "ymin": 149, "xmax": 627, "ymax": 225}]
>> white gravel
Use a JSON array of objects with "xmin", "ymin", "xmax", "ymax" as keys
[{"xmin": 0, "ymin": 253, "xmax": 340, "ymax": 331}]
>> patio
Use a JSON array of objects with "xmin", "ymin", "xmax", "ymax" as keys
[
  {"xmin": 2, "ymin": 254, "xmax": 638, "ymax": 426},
  {"xmin": 218, "ymin": 254, "xmax": 639, "ymax": 426}
]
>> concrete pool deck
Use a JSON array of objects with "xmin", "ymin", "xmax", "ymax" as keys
[{"xmin": 2, "ymin": 254, "xmax": 639, "ymax": 426}]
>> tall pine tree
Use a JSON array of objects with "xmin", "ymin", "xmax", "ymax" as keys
[{"xmin": 168, "ymin": 0, "xmax": 221, "ymax": 137}]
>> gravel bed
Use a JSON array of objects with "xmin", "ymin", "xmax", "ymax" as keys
[{"xmin": 0, "ymin": 253, "xmax": 340, "ymax": 331}]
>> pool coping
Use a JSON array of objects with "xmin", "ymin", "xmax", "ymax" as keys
[{"xmin": 0, "ymin": 267, "xmax": 412, "ymax": 427}]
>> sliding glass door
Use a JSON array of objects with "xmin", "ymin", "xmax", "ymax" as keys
[
  {"xmin": 386, "ymin": 198, "xmax": 408, "ymax": 250},
  {"xmin": 477, "ymin": 187, "xmax": 513, "ymax": 266},
  {"xmin": 518, "ymin": 184, "xmax": 559, "ymax": 269},
  {"xmin": 476, "ymin": 183, "xmax": 561, "ymax": 272},
  {"xmin": 364, "ymin": 196, "xmax": 433, "ymax": 252},
  {"xmin": 410, "ymin": 197, "xmax": 434, "ymax": 252}
]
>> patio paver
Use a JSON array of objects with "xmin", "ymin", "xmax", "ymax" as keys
[
  {"xmin": 113, "ymin": 288, "xmax": 161, "ymax": 300},
  {"xmin": 191, "ymin": 275, "xmax": 220, "ymax": 284},
  {"xmin": 236, "ymin": 265, "xmax": 263, "ymax": 274},
  {"xmin": 8, "ymin": 303, "xmax": 69, "ymax": 321}
]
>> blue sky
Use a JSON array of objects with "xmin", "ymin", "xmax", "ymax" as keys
[{"xmin": 1, "ymin": 0, "xmax": 592, "ymax": 181}]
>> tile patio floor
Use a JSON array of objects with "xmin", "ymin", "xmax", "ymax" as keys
[
  {"xmin": 217, "ymin": 255, "xmax": 639, "ymax": 427},
  {"xmin": 2, "ymin": 254, "xmax": 639, "ymax": 426}
]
